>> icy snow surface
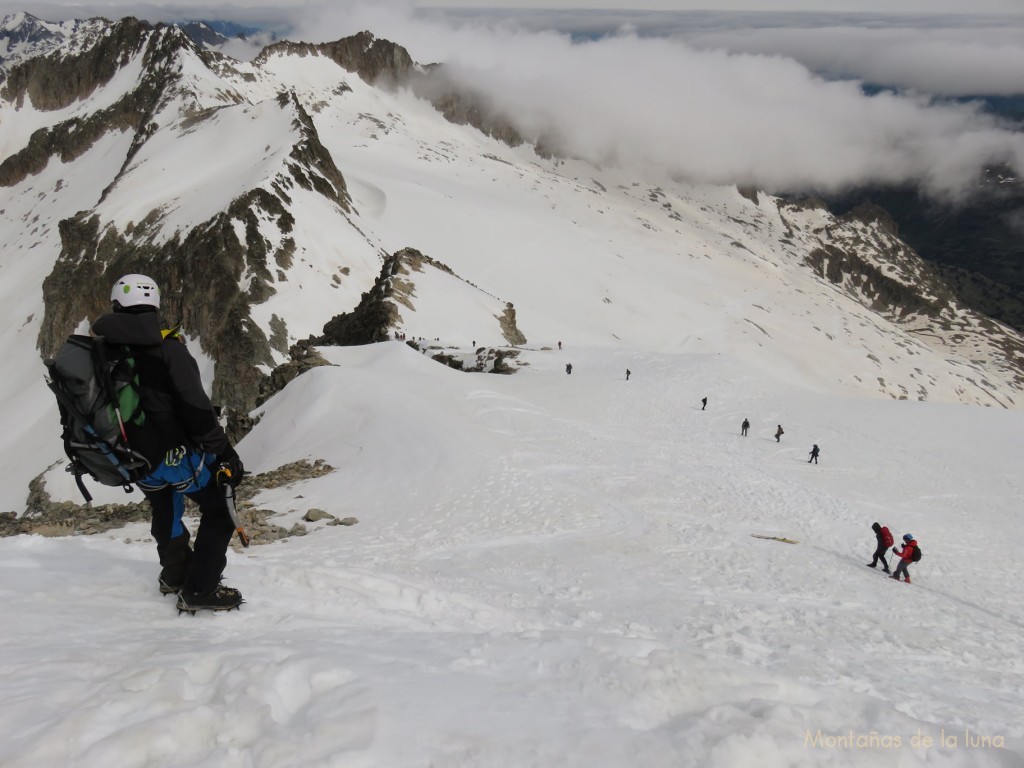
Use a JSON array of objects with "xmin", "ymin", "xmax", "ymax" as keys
[
  {"xmin": 1, "ymin": 342, "xmax": 1022, "ymax": 767},
  {"xmin": 1, "ymin": 23, "xmax": 1023, "ymax": 767}
]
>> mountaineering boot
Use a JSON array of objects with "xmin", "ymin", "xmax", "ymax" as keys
[
  {"xmin": 866, "ymin": 563, "xmax": 876, "ymax": 568},
  {"xmin": 157, "ymin": 533, "xmax": 192, "ymax": 595},
  {"xmin": 176, "ymin": 585, "xmax": 243, "ymax": 614},
  {"xmin": 904, "ymin": 577, "xmax": 911, "ymax": 584},
  {"xmin": 158, "ymin": 577, "xmax": 182, "ymax": 595}
]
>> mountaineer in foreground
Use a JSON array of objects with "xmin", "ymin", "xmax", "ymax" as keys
[{"xmin": 91, "ymin": 275, "xmax": 245, "ymax": 612}]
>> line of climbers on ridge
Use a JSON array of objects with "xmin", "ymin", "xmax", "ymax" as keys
[{"xmin": 557, "ymin": 344, "xmax": 923, "ymax": 585}]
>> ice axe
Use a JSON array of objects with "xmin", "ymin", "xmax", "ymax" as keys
[{"xmin": 216, "ymin": 464, "xmax": 250, "ymax": 548}]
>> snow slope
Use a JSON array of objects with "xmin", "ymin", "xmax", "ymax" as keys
[
  {"xmin": 1, "ymin": 342, "xmax": 1022, "ymax": 767},
  {"xmin": 1, "ymin": 22, "xmax": 1023, "ymax": 767}
]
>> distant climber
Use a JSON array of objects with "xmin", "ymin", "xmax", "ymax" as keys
[
  {"xmin": 808, "ymin": 444, "xmax": 820, "ymax": 464},
  {"xmin": 566, "ymin": 363, "xmax": 572, "ymax": 375},
  {"xmin": 741, "ymin": 418, "xmax": 750, "ymax": 437},
  {"xmin": 867, "ymin": 522, "xmax": 893, "ymax": 573},
  {"xmin": 701, "ymin": 397, "xmax": 707, "ymax": 410},
  {"xmin": 775, "ymin": 425, "xmax": 784, "ymax": 442},
  {"xmin": 558, "ymin": 341, "xmax": 562, "ymax": 350},
  {"xmin": 626, "ymin": 369, "xmax": 631, "ymax": 381}
]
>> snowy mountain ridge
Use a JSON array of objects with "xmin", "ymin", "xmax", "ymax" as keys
[
  {"xmin": 0, "ymin": 12, "xmax": 105, "ymax": 75},
  {"xmin": 1, "ymin": 12, "xmax": 1023, "ymax": 511}
]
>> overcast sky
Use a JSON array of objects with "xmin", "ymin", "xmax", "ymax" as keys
[
  {"xmin": 7, "ymin": 1, "xmax": 1024, "ymax": 20},
  {"xmin": 6, "ymin": 1, "xmax": 1024, "ymax": 198},
  {"xmin": 425, "ymin": 0, "xmax": 1024, "ymax": 10}
]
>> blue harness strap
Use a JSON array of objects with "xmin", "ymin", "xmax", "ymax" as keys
[{"xmin": 137, "ymin": 448, "xmax": 216, "ymax": 538}]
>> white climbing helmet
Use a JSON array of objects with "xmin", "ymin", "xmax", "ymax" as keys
[{"xmin": 111, "ymin": 274, "xmax": 160, "ymax": 309}]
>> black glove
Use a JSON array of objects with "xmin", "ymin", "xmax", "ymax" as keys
[{"xmin": 215, "ymin": 446, "xmax": 244, "ymax": 488}]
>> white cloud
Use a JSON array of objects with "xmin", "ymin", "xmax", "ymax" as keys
[
  {"xmin": 8, "ymin": 2, "xmax": 1024, "ymax": 198},
  {"xmin": 288, "ymin": 4, "xmax": 1024, "ymax": 200},
  {"xmin": 685, "ymin": 24, "xmax": 1024, "ymax": 97}
]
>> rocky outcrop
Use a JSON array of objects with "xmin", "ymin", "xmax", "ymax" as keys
[
  {"xmin": 319, "ymin": 249, "xmax": 406, "ymax": 346},
  {"xmin": 254, "ymin": 31, "xmax": 414, "ymax": 88},
  {"xmin": 840, "ymin": 202, "xmax": 900, "ymax": 238},
  {"xmin": 822, "ymin": 167, "xmax": 1024, "ymax": 336},
  {"xmin": 281, "ymin": 91, "xmax": 350, "ymax": 210},
  {"xmin": 780, "ymin": 198, "xmax": 1024, "ymax": 391},
  {"xmin": 317, "ymin": 246, "xmax": 526, "ymax": 349},
  {"xmin": 254, "ymin": 32, "xmax": 530, "ymax": 152},
  {"xmin": 791, "ymin": 201, "xmax": 955, "ymax": 320},
  {"xmin": 497, "ymin": 303, "xmax": 527, "ymax": 346},
  {"xmin": 257, "ymin": 343, "xmax": 334, "ymax": 406},
  {"xmin": 936, "ymin": 264, "xmax": 1024, "ymax": 333},
  {"xmin": 179, "ymin": 22, "xmax": 228, "ymax": 49},
  {"xmin": 0, "ymin": 78, "xmax": 165, "ymax": 188},
  {"xmin": 412, "ymin": 65, "xmax": 526, "ymax": 148},
  {"xmin": 804, "ymin": 244, "xmax": 941, "ymax": 319},
  {"xmin": 319, "ymin": 31, "xmax": 414, "ymax": 87},
  {"xmin": 7, "ymin": 460, "xmax": 336, "ymax": 541},
  {"xmin": 737, "ymin": 186, "xmax": 759, "ymax": 205}
]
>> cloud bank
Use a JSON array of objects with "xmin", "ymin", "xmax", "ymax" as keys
[
  {"xmin": 683, "ymin": 25, "xmax": 1024, "ymax": 97},
  {"xmin": 7, "ymin": 3, "xmax": 1024, "ymax": 199},
  {"xmin": 294, "ymin": 4, "xmax": 1024, "ymax": 199}
]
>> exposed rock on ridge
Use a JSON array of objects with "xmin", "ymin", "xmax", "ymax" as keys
[
  {"xmin": 37, "ymin": 93, "xmax": 353, "ymax": 414},
  {"xmin": 412, "ymin": 64, "xmax": 527, "ymax": 149},
  {"xmin": 254, "ymin": 32, "xmax": 527, "ymax": 149},
  {"xmin": 779, "ymin": 199, "xmax": 1024, "ymax": 397},
  {"xmin": 279, "ymin": 90, "xmax": 350, "ymax": 209},
  {"xmin": 317, "ymin": 247, "xmax": 526, "ymax": 347},
  {"xmin": 319, "ymin": 248, "xmax": 414, "ymax": 346},
  {"xmin": 8, "ymin": 459, "xmax": 336, "ymax": 539},
  {"xmin": 255, "ymin": 31, "xmax": 413, "ymax": 88}
]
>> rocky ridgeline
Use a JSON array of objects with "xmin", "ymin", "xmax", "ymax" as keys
[
  {"xmin": 318, "ymin": 246, "xmax": 526, "ymax": 347},
  {"xmin": 2, "ymin": 459, "xmax": 357, "ymax": 544},
  {"xmin": 255, "ymin": 30, "xmax": 414, "ymax": 89}
]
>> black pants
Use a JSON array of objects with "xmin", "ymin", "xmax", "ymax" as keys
[
  {"xmin": 870, "ymin": 543, "xmax": 889, "ymax": 571},
  {"xmin": 146, "ymin": 480, "xmax": 234, "ymax": 594}
]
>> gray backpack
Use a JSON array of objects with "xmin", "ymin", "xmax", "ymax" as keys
[{"xmin": 44, "ymin": 335, "xmax": 152, "ymax": 502}]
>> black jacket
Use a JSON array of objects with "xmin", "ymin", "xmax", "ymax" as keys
[
  {"xmin": 91, "ymin": 311, "xmax": 230, "ymax": 466},
  {"xmin": 872, "ymin": 522, "xmax": 886, "ymax": 547}
]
